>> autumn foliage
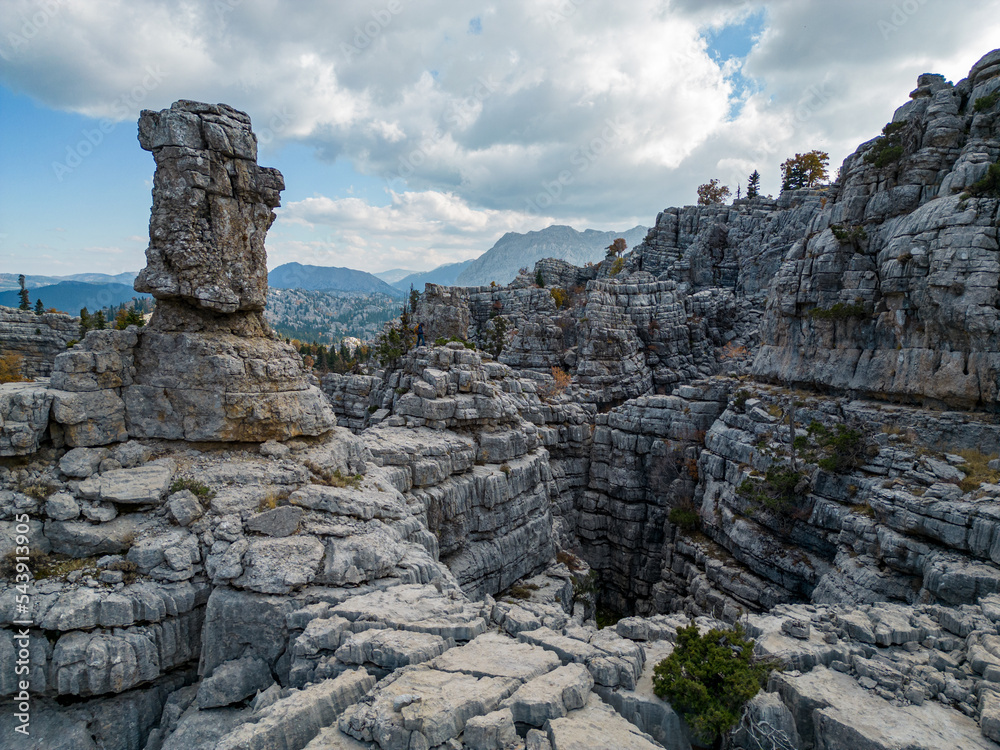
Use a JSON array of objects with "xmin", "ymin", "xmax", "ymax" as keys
[
  {"xmin": 780, "ymin": 150, "xmax": 829, "ymax": 190},
  {"xmin": 697, "ymin": 179, "xmax": 731, "ymax": 206}
]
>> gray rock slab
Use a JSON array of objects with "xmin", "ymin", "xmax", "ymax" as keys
[
  {"xmin": 161, "ymin": 706, "xmax": 253, "ymax": 750},
  {"xmin": 593, "ymin": 640, "xmax": 689, "ymax": 750},
  {"xmin": 233, "ymin": 536, "xmax": 324, "ymax": 594},
  {"xmin": 335, "ymin": 628, "xmax": 449, "ymax": 670},
  {"xmin": 216, "ymin": 669, "xmax": 375, "ymax": 750},
  {"xmin": 773, "ymin": 666, "xmax": 996, "ymax": 750},
  {"xmin": 167, "ymin": 490, "xmax": 203, "ymax": 526},
  {"xmin": 464, "ymin": 708, "xmax": 519, "ymax": 750},
  {"xmin": 45, "ymin": 515, "xmax": 145, "ymax": 557},
  {"xmin": 546, "ymin": 694, "xmax": 663, "ymax": 750},
  {"xmin": 91, "ymin": 464, "xmax": 174, "ymax": 505},
  {"xmin": 339, "ymin": 667, "xmax": 519, "ymax": 748},
  {"xmin": 246, "ymin": 505, "xmax": 303, "ymax": 537},
  {"xmin": 331, "ymin": 584, "xmax": 487, "ymax": 642},
  {"xmin": 290, "ymin": 483, "xmax": 407, "ymax": 521},
  {"xmin": 502, "ymin": 663, "xmax": 593, "ymax": 727},
  {"xmin": 59, "ymin": 447, "xmax": 107, "ymax": 478},
  {"xmin": 198, "ymin": 654, "xmax": 274, "ymax": 708},
  {"xmin": 46, "ymin": 491, "xmax": 81, "ymax": 521},
  {"xmin": 431, "ymin": 631, "xmax": 561, "ymax": 681}
]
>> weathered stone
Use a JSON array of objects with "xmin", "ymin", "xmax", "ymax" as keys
[
  {"xmin": 464, "ymin": 708, "xmax": 519, "ymax": 750},
  {"xmin": 167, "ymin": 490, "xmax": 203, "ymax": 526},
  {"xmin": 59, "ymin": 447, "xmax": 106, "ymax": 478},
  {"xmin": 197, "ymin": 655, "xmax": 274, "ymax": 708},
  {"xmin": 502, "ymin": 663, "xmax": 593, "ymax": 726},
  {"xmin": 246, "ymin": 505, "xmax": 302, "ymax": 537},
  {"xmin": 233, "ymin": 536, "xmax": 325, "ymax": 594},
  {"xmin": 0, "ymin": 381, "xmax": 53, "ymax": 456},
  {"xmin": 545, "ymin": 694, "xmax": 663, "ymax": 750},
  {"xmin": 215, "ymin": 669, "xmax": 375, "ymax": 750},
  {"xmin": 45, "ymin": 491, "xmax": 80, "ymax": 521}
]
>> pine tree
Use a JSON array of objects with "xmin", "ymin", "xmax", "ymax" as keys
[
  {"xmin": 79, "ymin": 308, "xmax": 92, "ymax": 338},
  {"xmin": 17, "ymin": 275, "xmax": 30, "ymax": 311},
  {"xmin": 780, "ymin": 150, "xmax": 829, "ymax": 191},
  {"xmin": 746, "ymin": 170, "xmax": 761, "ymax": 198},
  {"xmin": 34, "ymin": 299, "xmax": 44, "ymax": 315},
  {"xmin": 93, "ymin": 310, "xmax": 107, "ymax": 329}
]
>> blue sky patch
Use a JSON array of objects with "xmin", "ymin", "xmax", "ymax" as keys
[{"xmin": 702, "ymin": 8, "xmax": 767, "ymax": 119}]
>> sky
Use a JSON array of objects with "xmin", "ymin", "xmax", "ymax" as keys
[{"xmin": 1, "ymin": 0, "xmax": 998, "ymax": 278}]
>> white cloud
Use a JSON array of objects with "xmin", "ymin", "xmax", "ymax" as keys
[
  {"xmin": 272, "ymin": 188, "xmax": 566, "ymax": 272},
  {"xmin": 2, "ymin": 0, "xmax": 999, "ymax": 271}
]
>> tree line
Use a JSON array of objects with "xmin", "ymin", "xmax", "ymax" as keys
[{"xmin": 696, "ymin": 150, "xmax": 830, "ymax": 206}]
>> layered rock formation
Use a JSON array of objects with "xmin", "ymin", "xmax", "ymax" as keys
[
  {"xmin": 4, "ymin": 49, "xmax": 1000, "ymax": 750},
  {"xmin": 40, "ymin": 101, "xmax": 335, "ymax": 446},
  {"xmin": 0, "ymin": 307, "xmax": 77, "ymax": 378}
]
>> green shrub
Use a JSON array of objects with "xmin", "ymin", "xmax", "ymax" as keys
[
  {"xmin": 669, "ymin": 506, "xmax": 700, "ymax": 530},
  {"xmin": 434, "ymin": 336, "xmax": 475, "ymax": 349},
  {"xmin": 829, "ymin": 224, "xmax": 867, "ymax": 245},
  {"xmin": 535, "ymin": 270, "xmax": 545, "ymax": 287},
  {"xmin": 731, "ymin": 389, "xmax": 750, "ymax": 412},
  {"xmin": 550, "ymin": 287, "xmax": 569, "ymax": 309},
  {"xmin": 864, "ymin": 120, "xmax": 907, "ymax": 168},
  {"xmin": 507, "ymin": 582, "xmax": 540, "ymax": 600},
  {"xmin": 653, "ymin": 622, "xmax": 774, "ymax": 747},
  {"xmin": 974, "ymin": 91, "xmax": 1000, "ymax": 112},
  {"xmin": 814, "ymin": 423, "xmax": 867, "ymax": 473},
  {"xmin": 737, "ymin": 465, "xmax": 807, "ymax": 513},
  {"xmin": 596, "ymin": 607, "xmax": 622, "ymax": 630},
  {"xmin": 809, "ymin": 301, "xmax": 867, "ymax": 320},
  {"xmin": 806, "ymin": 421, "xmax": 872, "ymax": 473},
  {"xmin": 963, "ymin": 161, "xmax": 1000, "ymax": 199},
  {"xmin": 484, "ymin": 315, "xmax": 508, "ymax": 358},
  {"xmin": 610, "ymin": 257, "xmax": 625, "ymax": 276}
]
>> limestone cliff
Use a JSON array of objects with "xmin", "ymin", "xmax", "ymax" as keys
[{"xmin": 4, "ymin": 50, "xmax": 1000, "ymax": 750}]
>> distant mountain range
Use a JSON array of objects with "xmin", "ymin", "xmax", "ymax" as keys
[
  {"xmin": 392, "ymin": 260, "xmax": 475, "ymax": 291},
  {"xmin": 2, "ymin": 223, "xmax": 650, "ymax": 312},
  {"xmin": 0, "ymin": 281, "xmax": 150, "ymax": 314},
  {"xmin": 373, "ymin": 268, "xmax": 416, "ymax": 285},
  {"xmin": 268, "ymin": 263, "xmax": 405, "ymax": 297},
  {"xmin": 454, "ymin": 225, "xmax": 648, "ymax": 287},
  {"xmin": 0, "ymin": 271, "xmax": 139, "ymax": 292}
]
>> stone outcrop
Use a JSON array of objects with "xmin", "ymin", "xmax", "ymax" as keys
[
  {"xmin": 39, "ymin": 101, "xmax": 336, "ymax": 447},
  {"xmin": 752, "ymin": 51, "xmax": 1000, "ymax": 409},
  {"xmin": 0, "ymin": 306, "xmax": 78, "ymax": 378},
  {"xmin": 6, "ymin": 49, "xmax": 1000, "ymax": 750},
  {"xmin": 134, "ymin": 100, "xmax": 280, "ymax": 314}
]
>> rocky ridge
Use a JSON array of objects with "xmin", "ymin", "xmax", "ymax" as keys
[
  {"xmin": 0, "ymin": 307, "xmax": 77, "ymax": 379},
  {"xmin": 2, "ymin": 49, "xmax": 1000, "ymax": 750}
]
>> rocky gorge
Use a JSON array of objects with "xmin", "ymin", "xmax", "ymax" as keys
[{"xmin": 2, "ymin": 48, "xmax": 1000, "ymax": 750}]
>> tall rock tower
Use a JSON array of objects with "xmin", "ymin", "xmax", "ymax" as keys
[
  {"xmin": 49, "ymin": 100, "xmax": 335, "ymax": 445},
  {"xmin": 125, "ymin": 100, "xmax": 335, "ymax": 441}
]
